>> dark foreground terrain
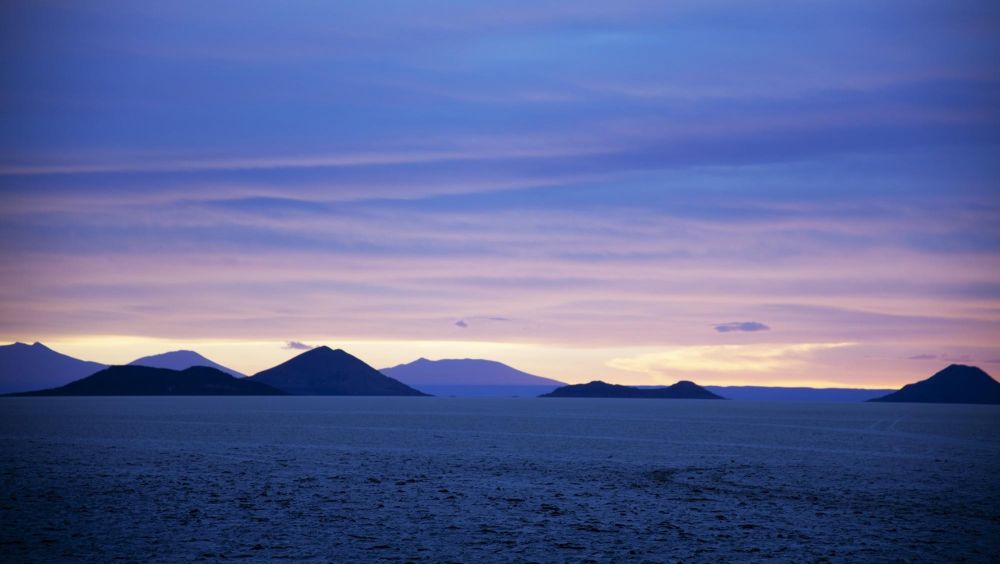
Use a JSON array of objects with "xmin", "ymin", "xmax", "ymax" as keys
[{"xmin": 0, "ymin": 397, "xmax": 997, "ymax": 562}]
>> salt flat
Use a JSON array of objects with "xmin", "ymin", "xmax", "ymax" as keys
[{"xmin": 1, "ymin": 397, "xmax": 997, "ymax": 562}]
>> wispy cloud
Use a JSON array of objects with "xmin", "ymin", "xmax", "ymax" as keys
[
  {"xmin": 0, "ymin": 145, "xmax": 607, "ymax": 177},
  {"xmin": 450, "ymin": 317, "xmax": 511, "ymax": 329},
  {"xmin": 714, "ymin": 321, "xmax": 770, "ymax": 333},
  {"xmin": 907, "ymin": 352, "xmax": 980, "ymax": 362},
  {"xmin": 608, "ymin": 343, "xmax": 855, "ymax": 376},
  {"xmin": 0, "ymin": 1, "xmax": 997, "ymax": 388},
  {"xmin": 283, "ymin": 340, "xmax": 313, "ymax": 350},
  {"xmin": 942, "ymin": 354, "xmax": 974, "ymax": 363}
]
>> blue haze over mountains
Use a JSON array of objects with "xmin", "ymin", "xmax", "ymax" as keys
[
  {"xmin": 380, "ymin": 357, "xmax": 565, "ymax": 397},
  {"xmin": 701, "ymin": 386, "xmax": 894, "ymax": 402},
  {"xmin": 0, "ymin": 342, "xmax": 106, "ymax": 394},
  {"xmin": 129, "ymin": 350, "xmax": 246, "ymax": 378}
]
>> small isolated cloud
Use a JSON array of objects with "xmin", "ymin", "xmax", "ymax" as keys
[
  {"xmin": 283, "ymin": 341, "xmax": 313, "ymax": 350},
  {"xmin": 454, "ymin": 316, "xmax": 509, "ymax": 328},
  {"xmin": 714, "ymin": 321, "xmax": 771, "ymax": 333},
  {"xmin": 907, "ymin": 354, "xmax": 938, "ymax": 360}
]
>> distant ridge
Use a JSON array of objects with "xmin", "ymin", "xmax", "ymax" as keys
[
  {"xmin": 0, "ymin": 342, "xmax": 106, "ymax": 394},
  {"xmin": 251, "ymin": 346, "xmax": 428, "ymax": 396},
  {"xmin": 8, "ymin": 365, "xmax": 284, "ymax": 396},
  {"xmin": 705, "ymin": 385, "xmax": 895, "ymax": 402},
  {"xmin": 381, "ymin": 357, "xmax": 565, "ymax": 397},
  {"xmin": 129, "ymin": 350, "xmax": 246, "ymax": 378},
  {"xmin": 868, "ymin": 364, "xmax": 1000, "ymax": 404},
  {"xmin": 541, "ymin": 380, "xmax": 724, "ymax": 399}
]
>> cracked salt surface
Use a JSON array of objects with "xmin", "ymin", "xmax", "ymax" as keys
[{"xmin": 1, "ymin": 397, "xmax": 997, "ymax": 562}]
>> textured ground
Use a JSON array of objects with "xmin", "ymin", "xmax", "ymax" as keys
[{"xmin": 1, "ymin": 397, "xmax": 998, "ymax": 562}]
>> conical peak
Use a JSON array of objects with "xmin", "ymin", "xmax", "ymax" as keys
[
  {"xmin": 292, "ymin": 345, "xmax": 354, "ymax": 361},
  {"xmin": 935, "ymin": 364, "xmax": 988, "ymax": 377}
]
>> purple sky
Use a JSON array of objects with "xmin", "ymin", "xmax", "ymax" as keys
[{"xmin": 1, "ymin": 1, "xmax": 998, "ymax": 386}]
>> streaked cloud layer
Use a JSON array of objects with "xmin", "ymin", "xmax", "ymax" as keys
[
  {"xmin": 1, "ymin": 1, "xmax": 998, "ymax": 385},
  {"xmin": 608, "ymin": 342, "xmax": 856, "ymax": 376}
]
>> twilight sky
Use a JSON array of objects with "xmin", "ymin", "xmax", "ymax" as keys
[{"xmin": 1, "ymin": 1, "xmax": 998, "ymax": 387}]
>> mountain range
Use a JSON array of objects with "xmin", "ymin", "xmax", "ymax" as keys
[
  {"xmin": 381, "ymin": 357, "xmax": 565, "ymax": 396},
  {"xmin": 0, "ymin": 343, "xmax": 425, "ymax": 396},
  {"xmin": 541, "ymin": 380, "xmax": 724, "ymax": 399},
  {"xmin": 9, "ymin": 365, "xmax": 283, "ymax": 396},
  {"xmin": 2, "ymin": 341, "xmax": 997, "ymax": 402},
  {"xmin": 702, "ymin": 386, "xmax": 895, "ymax": 402}
]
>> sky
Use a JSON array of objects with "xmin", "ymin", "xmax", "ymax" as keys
[{"xmin": 1, "ymin": 1, "xmax": 998, "ymax": 387}]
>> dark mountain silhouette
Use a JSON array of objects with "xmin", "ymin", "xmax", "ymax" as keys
[
  {"xmin": 0, "ymin": 341, "xmax": 107, "ymax": 394},
  {"xmin": 868, "ymin": 364, "xmax": 1000, "ymax": 404},
  {"xmin": 704, "ymin": 385, "xmax": 895, "ymax": 402},
  {"xmin": 8, "ymin": 365, "xmax": 284, "ymax": 396},
  {"xmin": 541, "ymin": 380, "xmax": 724, "ymax": 399},
  {"xmin": 380, "ymin": 357, "xmax": 565, "ymax": 396},
  {"xmin": 129, "ymin": 350, "xmax": 246, "ymax": 378},
  {"xmin": 251, "ymin": 346, "xmax": 428, "ymax": 396}
]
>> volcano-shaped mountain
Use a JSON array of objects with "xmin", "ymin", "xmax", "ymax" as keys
[
  {"xmin": 380, "ymin": 357, "xmax": 565, "ymax": 396},
  {"xmin": 868, "ymin": 364, "xmax": 1000, "ymax": 404},
  {"xmin": 129, "ymin": 350, "xmax": 246, "ymax": 378},
  {"xmin": 251, "ymin": 346, "xmax": 428, "ymax": 396}
]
